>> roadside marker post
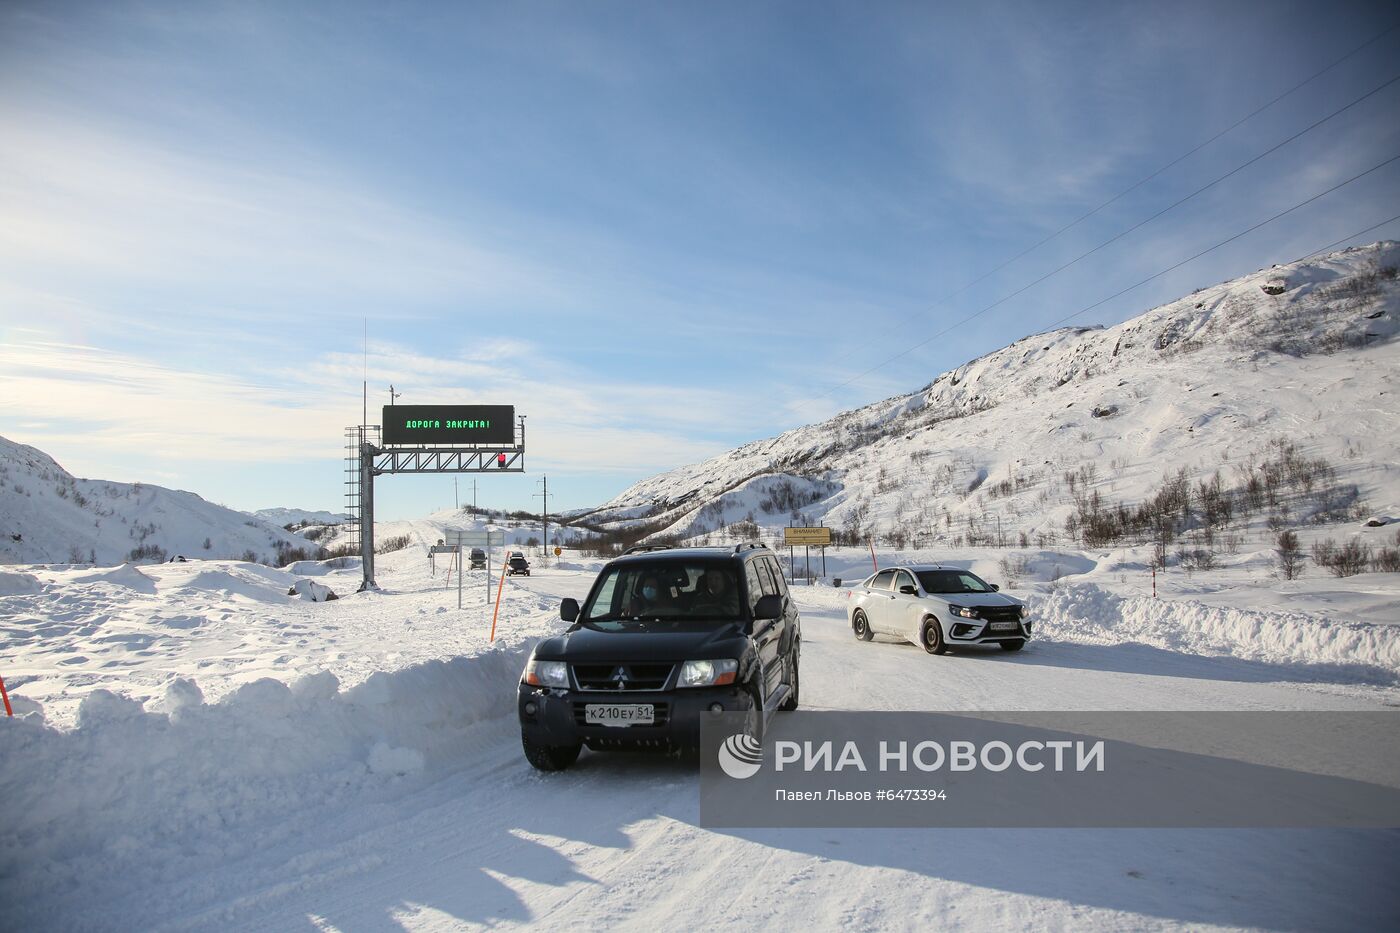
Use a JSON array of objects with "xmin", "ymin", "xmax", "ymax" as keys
[
  {"xmin": 0, "ymin": 673, "xmax": 12, "ymax": 717},
  {"xmin": 490, "ymin": 563, "xmax": 507, "ymax": 642},
  {"xmin": 869, "ymin": 538, "xmax": 878, "ymax": 573}
]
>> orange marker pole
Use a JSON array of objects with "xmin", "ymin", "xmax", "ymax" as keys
[
  {"xmin": 489, "ymin": 563, "xmax": 508, "ymax": 642},
  {"xmin": 869, "ymin": 538, "xmax": 878, "ymax": 573},
  {"xmin": 0, "ymin": 674, "xmax": 12, "ymax": 717}
]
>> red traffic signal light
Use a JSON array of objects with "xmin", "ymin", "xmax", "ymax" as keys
[{"xmin": 497, "ymin": 453, "xmax": 507, "ymax": 468}]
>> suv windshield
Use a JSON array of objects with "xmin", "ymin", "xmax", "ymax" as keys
[
  {"xmin": 916, "ymin": 569, "xmax": 993, "ymax": 594},
  {"xmin": 582, "ymin": 562, "xmax": 741, "ymax": 623}
]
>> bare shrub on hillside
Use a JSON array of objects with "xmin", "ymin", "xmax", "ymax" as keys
[
  {"xmin": 1312, "ymin": 538, "xmax": 1371, "ymax": 577},
  {"xmin": 127, "ymin": 543, "xmax": 166, "ymax": 562},
  {"xmin": 375, "ymin": 534, "xmax": 412, "ymax": 554},
  {"xmin": 1175, "ymin": 547, "xmax": 1217, "ymax": 572},
  {"xmin": 275, "ymin": 543, "xmax": 327, "ymax": 566},
  {"xmin": 999, "ymin": 554, "xmax": 1029, "ymax": 588},
  {"xmin": 1372, "ymin": 546, "xmax": 1400, "ymax": 574},
  {"xmin": 1275, "ymin": 530, "xmax": 1303, "ymax": 580}
]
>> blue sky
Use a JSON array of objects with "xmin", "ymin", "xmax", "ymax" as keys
[{"xmin": 2, "ymin": 0, "xmax": 1398, "ymax": 520}]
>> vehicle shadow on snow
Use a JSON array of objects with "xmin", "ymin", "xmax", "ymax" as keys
[
  {"xmin": 256, "ymin": 743, "xmax": 699, "ymax": 931},
  {"xmin": 717, "ymin": 824, "xmax": 1400, "ymax": 930},
  {"xmin": 987, "ymin": 638, "xmax": 1400, "ymax": 687},
  {"xmin": 236, "ymin": 721, "xmax": 1400, "ymax": 932},
  {"xmin": 314, "ymin": 742, "xmax": 1400, "ymax": 932}
]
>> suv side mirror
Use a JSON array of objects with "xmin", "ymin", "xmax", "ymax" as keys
[
  {"xmin": 560, "ymin": 597, "xmax": 580, "ymax": 622},
  {"xmin": 990, "ymin": 584, "xmax": 1000, "ymax": 592},
  {"xmin": 899, "ymin": 584, "xmax": 918, "ymax": 595},
  {"xmin": 753, "ymin": 594, "xmax": 782, "ymax": 620}
]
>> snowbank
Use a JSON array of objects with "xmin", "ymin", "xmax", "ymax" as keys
[
  {"xmin": 0, "ymin": 649, "xmax": 528, "ymax": 927},
  {"xmin": 288, "ymin": 579, "xmax": 339, "ymax": 601},
  {"xmin": 0, "ymin": 570, "xmax": 42, "ymax": 595},
  {"xmin": 1032, "ymin": 583, "xmax": 1400, "ymax": 680}
]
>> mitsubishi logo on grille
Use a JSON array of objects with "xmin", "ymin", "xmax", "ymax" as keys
[{"xmin": 612, "ymin": 666, "xmax": 630, "ymax": 689}]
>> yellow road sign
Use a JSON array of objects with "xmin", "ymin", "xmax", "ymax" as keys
[{"xmin": 783, "ymin": 526, "xmax": 831, "ymax": 546}]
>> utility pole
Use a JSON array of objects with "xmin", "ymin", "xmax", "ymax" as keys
[
  {"xmin": 535, "ymin": 475, "xmax": 553, "ymax": 560},
  {"xmin": 388, "ymin": 384, "xmax": 401, "ymax": 406},
  {"xmin": 472, "ymin": 479, "xmax": 478, "ymax": 514},
  {"xmin": 454, "ymin": 476, "xmax": 458, "ymax": 510}
]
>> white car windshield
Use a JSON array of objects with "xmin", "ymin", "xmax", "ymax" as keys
[{"xmin": 916, "ymin": 570, "xmax": 993, "ymax": 594}]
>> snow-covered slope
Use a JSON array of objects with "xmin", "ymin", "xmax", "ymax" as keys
[
  {"xmin": 249, "ymin": 507, "xmax": 350, "ymax": 528},
  {"xmin": 581, "ymin": 242, "xmax": 1400, "ymax": 549},
  {"xmin": 0, "ymin": 436, "xmax": 313, "ymax": 565}
]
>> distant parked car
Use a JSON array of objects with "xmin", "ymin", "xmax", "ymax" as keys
[
  {"xmin": 469, "ymin": 548, "xmax": 487, "ymax": 570},
  {"xmin": 846, "ymin": 565, "xmax": 1030, "ymax": 654},
  {"xmin": 507, "ymin": 554, "xmax": 531, "ymax": 576}
]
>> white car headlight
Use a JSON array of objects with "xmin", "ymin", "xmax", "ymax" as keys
[
  {"xmin": 677, "ymin": 658, "xmax": 738, "ymax": 688},
  {"xmin": 949, "ymin": 605, "xmax": 980, "ymax": 619},
  {"xmin": 523, "ymin": 658, "xmax": 569, "ymax": 688}
]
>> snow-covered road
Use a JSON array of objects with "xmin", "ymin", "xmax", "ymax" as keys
[{"xmin": 4, "ymin": 554, "xmax": 1399, "ymax": 931}]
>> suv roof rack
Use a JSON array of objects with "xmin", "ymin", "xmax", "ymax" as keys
[
  {"xmin": 734, "ymin": 541, "xmax": 769, "ymax": 553},
  {"xmin": 622, "ymin": 544, "xmax": 675, "ymax": 554}
]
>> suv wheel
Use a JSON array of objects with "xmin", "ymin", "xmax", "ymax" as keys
[
  {"xmin": 743, "ymin": 682, "xmax": 764, "ymax": 743},
  {"xmin": 780, "ymin": 653, "xmax": 799, "ymax": 711},
  {"xmin": 920, "ymin": 617, "xmax": 948, "ymax": 655},
  {"xmin": 852, "ymin": 609, "xmax": 874, "ymax": 642},
  {"xmin": 1000, "ymin": 639, "xmax": 1026, "ymax": 652},
  {"xmin": 521, "ymin": 734, "xmax": 582, "ymax": 772}
]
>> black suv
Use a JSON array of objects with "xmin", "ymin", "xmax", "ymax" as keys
[
  {"xmin": 518, "ymin": 543, "xmax": 801, "ymax": 771},
  {"xmin": 507, "ymin": 554, "xmax": 531, "ymax": 576}
]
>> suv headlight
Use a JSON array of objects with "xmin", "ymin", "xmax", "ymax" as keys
[
  {"xmin": 523, "ymin": 657, "xmax": 569, "ymax": 688},
  {"xmin": 949, "ymin": 605, "xmax": 980, "ymax": 619},
  {"xmin": 677, "ymin": 659, "xmax": 738, "ymax": 688}
]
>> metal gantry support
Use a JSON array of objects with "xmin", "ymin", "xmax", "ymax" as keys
[
  {"xmin": 343, "ymin": 425, "xmax": 380, "ymax": 555},
  {"xmin": 349, "ymin": 417, "xmax": 526, "ymax": 592}
]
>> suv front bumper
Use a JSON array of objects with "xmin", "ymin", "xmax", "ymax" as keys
[{"xmin": 518, "ymin": 682, "xmax": 753, "ymax": 749}]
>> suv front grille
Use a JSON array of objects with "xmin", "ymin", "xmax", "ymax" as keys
[{"xmin": 572, "ymin": 663, "xmax": 675, "ymax": 691}]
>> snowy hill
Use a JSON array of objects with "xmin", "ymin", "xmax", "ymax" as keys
[
  {"xmin": 0, "ymin": 436, "xmax": 315, "ymax": 565},
  {"xmin": 577, "ymin": 242, "xmax": 1400, "ymax": 553},
  {"xmin": 250, "ymin": 507, "xmax": 350, "ymax": 528}
]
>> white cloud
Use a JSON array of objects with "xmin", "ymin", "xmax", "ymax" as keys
[
  {"xmin": 0, "ymin": 108, "xmax": 565, "ymax": 312},
  {"xmin": 0, "ymin": 337, "xmax": 748, "ymax": 476}
]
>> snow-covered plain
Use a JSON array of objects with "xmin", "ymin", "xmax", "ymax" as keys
[{"xmin": 4, "ymin": 520, "xmax": 1400, "ymax": 931}]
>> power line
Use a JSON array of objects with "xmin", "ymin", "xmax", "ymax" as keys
[
  {"xmin": 1032, "ymin": 156, "xmax": 1400, "ymax": 331},
  {"xmin": 813, "ymin": 153, "xmax": 1397, "ymax": 396},
  {"xmin": 834, "ymin": 22, "xmax": 1400, "ymax": 367},
  {"xmin": 932, "ymin": 24, "xmax": 1400, "ymax": 305},
  {"xmin": 814, "ymin": 73, "xmax": 1400, "ymax": 405},
  {"xmin": 1292, "ymin": 214, "xmax": 1400, "ymax": 264}
]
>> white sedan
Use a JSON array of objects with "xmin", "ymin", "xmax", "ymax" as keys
[{"xmin": 845, "ymin": 564, "xmax": 1030, "ymax": 654}]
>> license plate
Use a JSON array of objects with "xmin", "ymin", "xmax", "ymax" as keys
[
  {"xmin": 989, "ymin": 621, "xmax": 1019, "ymax": 631},
  {"xmin": 585, "ymin": 704, "xmax": 654, "ymax": 726}
]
